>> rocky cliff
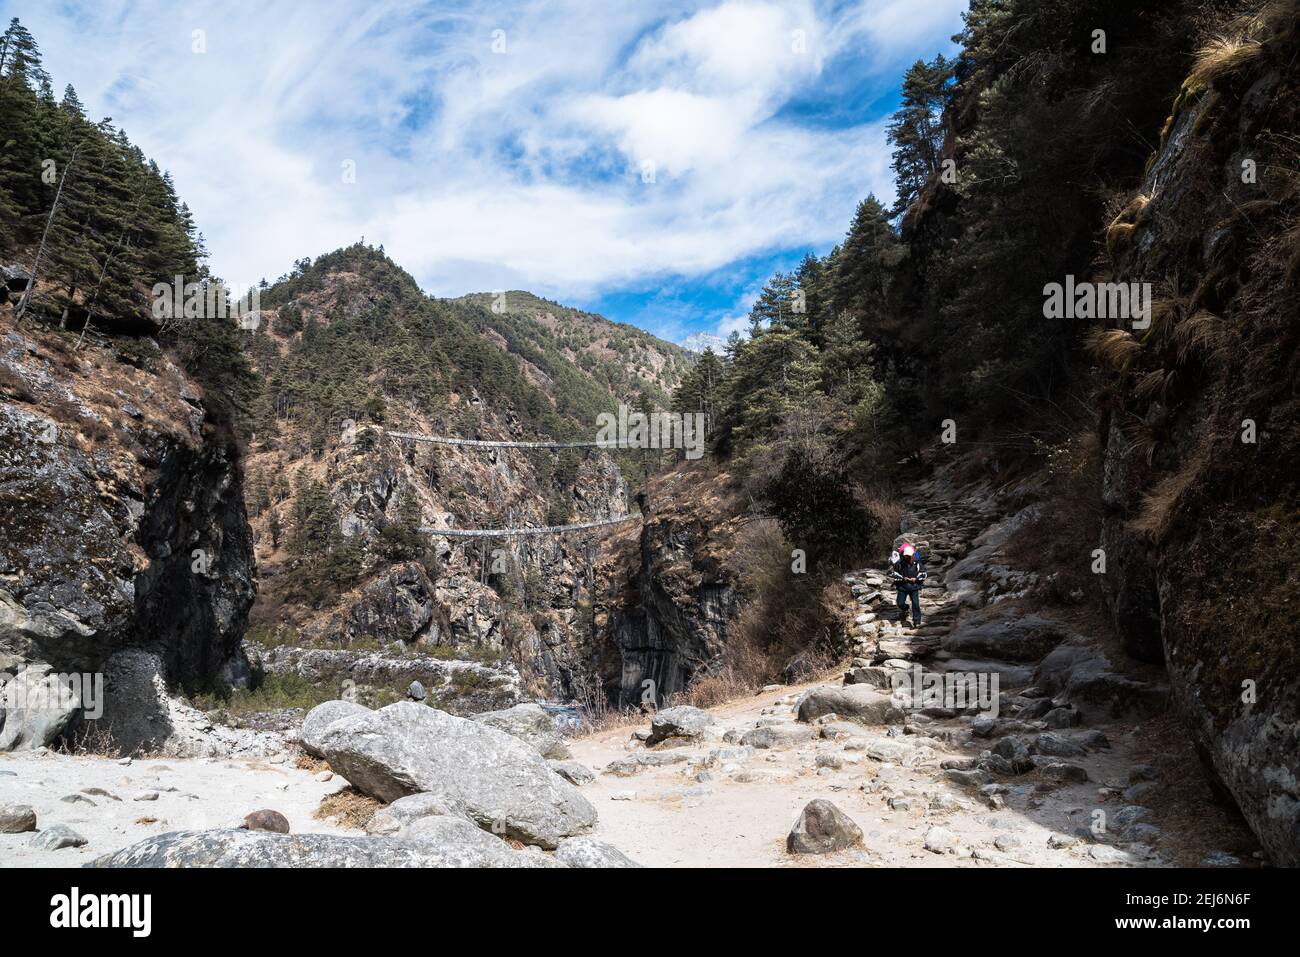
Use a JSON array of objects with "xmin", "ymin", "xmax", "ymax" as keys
[
  {"xmin": 0, "ymin": 309, "xmax": 255, "ymax": 752},
  {"xmin": 1096, "ymin": 4, "xmax": 1300, "ymax": 863}
]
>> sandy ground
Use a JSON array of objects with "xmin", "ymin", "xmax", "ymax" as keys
[
  {"xmin": 0, "ymin": 750, "xmax": 349, "ymax": 867},
  {"xmin": 568, "ymin": 682, "xmax": 1166, "ymax": 868}
]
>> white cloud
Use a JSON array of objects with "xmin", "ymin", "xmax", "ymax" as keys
[{"xmin": 12, "ymin": 0, "xmax": 966, "ymax": 308}]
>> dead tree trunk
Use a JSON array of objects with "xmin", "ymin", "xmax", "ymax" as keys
[{"xmin": 15, "ymin": 141, "xmax": 82, "ymax": 327}]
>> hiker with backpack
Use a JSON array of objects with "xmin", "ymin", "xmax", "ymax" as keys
[{"xmin": 890, "ymin": 542, "xmax": 926, "ymax": 629}]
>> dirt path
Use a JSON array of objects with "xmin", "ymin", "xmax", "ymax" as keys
[{"xmin": 569, "ymin": 484, "xmax": 1252, "ymax": 868}]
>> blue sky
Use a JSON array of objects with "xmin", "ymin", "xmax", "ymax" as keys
[{"xmin": 6, "ymin": 0, "xmax": 967, "ymax": 344}]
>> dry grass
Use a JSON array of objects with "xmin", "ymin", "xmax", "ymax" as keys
[
  {"xmin": 1085, "ymin": 328, "xmax": 1141, "ymax": 372},
  {"xmin": 1190, "ymin": 36, "xmax": 1265, "ymax": 86},
  {"xmin": 1104, "ymin": 194, "xmax": 1149, "ymax": 261},
  {"xmin": 1129, "ymin": 466, "xmax": 1200, "ymax": 542},
  {"xmin": 313, "ymin": 787, "xmax": 381, "ymax": 830},
  {"xmin": 862, "ymin": 492, "xmax": 905, "ymax": 556},
  {"xmin": 294, "ymin": 752, "xmax": 330, "ymax": 773}
]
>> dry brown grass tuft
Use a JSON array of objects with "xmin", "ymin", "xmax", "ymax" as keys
[
  {"xmin": 313, "ymin": 787, "xmax": 381, "ymax": 830},
  {"xmin": 1105, "ymin": 194, "xmax": 1150, "ymax": 261},
  {"xmin": 1190, "ymin": 36, "xmax": 1265, "ymax": 86},
  {"xmin": 1171, "ymin": 309, "xmax": 1232, "ymax": 366},
  {"xmin": 1085, "ymin": 328, "xmax": 1142, "ymax": 372},
  {"xmin": 1129, "ymin": 468, "xmax": 1199, "ymax": 542}
]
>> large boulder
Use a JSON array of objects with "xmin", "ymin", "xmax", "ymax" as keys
[
  {"xmin": 797, "ymin": 685, "xmax": 904, "ymax": 725},
  {"xmin": 318, "ymin": 702, "xmax": 596, "ymax": 848},
  {"xmin": 645, "ymin": 705, "xmax": 713, "ymax": 746},
  {"xmin": 471, "ymin": 703, "xmax": 571, "ymax": 759},
  {"xmin": 299, "ymin": 699, "xmax": 372, "ymax": 758},
  {"xmin": 0, "ymin": 664, "xmax": 79, "ymax": 750},
  {"xmin": 88, "ymin": 828, "xmax": 553, "ymax": 868},
  {"xmin": 787, "ymin": 799, "xmax": 864, "ymax": 854},
  {"xmin": 941, "ymin": 606, "xmax": 1075, "ymax": 662},
  {"xmin": 1034, "ymin": 646, "xmax": 1168, "ymax": 722}
]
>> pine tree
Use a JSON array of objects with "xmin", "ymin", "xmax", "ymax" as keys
[{"xmin": 887, "ymin": 55, "xmax": 952, "ymax": 217}]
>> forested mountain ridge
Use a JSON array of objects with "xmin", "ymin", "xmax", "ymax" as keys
[{"xmin": 457, "ymin": 289, "xmax": 691, "ymax": 409}]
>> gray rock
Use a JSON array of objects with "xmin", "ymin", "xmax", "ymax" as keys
[
  {"xmin": 1112, "ymin": 805, "xmax": 1150, "ymax": 829},
  {"xmin": 1034, "ymin": 646, "xmax": 1168, "ymax": 722},
  {"xmin": 740, "ymin": 724, "xmax": 816, "ymax": 749},
  {"xmin": 0, "ymin": 803, "xmax": 37, "ymax": 833},
  {"xmin": 555, "ymin": 836, "xmax": 642, "ymax": 868},
  {"xmin": 401, "ymin": 816, "xmax": 561, "ymax": 867},
  {"xmin": 0, "ymin": 664, "xmax": 80, "ymax": 751},
  {"xmin": 31, "ymin": 824, "xmax": 87, "ymax": 850},
  {"xmin": 941, "ymin": 606, "xmax": 1076, "ymax": 662},
  {"xmin": 364, "ymin": 792, "xmax": 459, "ymax": 836},
  {"xmin": 318, "ymin": 702, "xmax": 596, "ymax": 849},
  {"xmin": 88, "ymin": 828, "xmax": 551, "ymax": 867},
  {"xmin": 644, "ymin": 706, "xmax": 713, "ymax": 746},
  {"xmin": 923, "ymin": 826, "xmax": 958, "ymax": 854},
  {"xmin": 407, "ymin": 680, "xmax": 426, "ymax": 701},
  {"xmin": 298, "ymin": 699, "xmax": 371, "ymax": 759},
  {"xmin": 471, "ymin": 703, "xmax": 571, "ymax": 760},
  {"xmin": 548, "ymin": 760, "xmax": 595, "ymax": 786},
  {"xmin": 797, "ymin": 685, "xmax": 904, "ymax": 725},
  {"xmin": 1037, "ymin": 760, "xmax": 1089, "ymax": 783},
  {"xmin": 787, "ymin": 799, "xmax": 864, "ymax": 854}
]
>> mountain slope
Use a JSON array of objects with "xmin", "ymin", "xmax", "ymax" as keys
[{"xmin": 239, "ymin": 247, "xmax": 683, "ymax": 709}]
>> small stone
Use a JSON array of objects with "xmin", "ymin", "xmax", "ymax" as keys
[
  {"xmin": 0, "ymin": 804, "xmax": 37, "ymax": 833},
  {"xmin": 1123, "ymin": 782, "xmax": 1157, "ymax": 802},
  {"xmin": 60, "ymin": 793, "xmax": 96, "ymax": 806},
  {"xmin": 610, "ymin": 791, "xmax": 636, "ymax": 801},
  {"xmin": 924, "ymin": 826, "xmax": 958, "ymax": 854},
  {"xmin": 1128, "ymin": 764, "xmax": 1157, "ymax": 784},
  {"xmin": 993, "ymin": 834, "xmax": 1019, "ymax": 852},
  {"xmin": 314, "ymin": 770, "xmax": 334, "ymax": 782},
  {"xmin": 787, "ymin": 799, "xmax": 864, "ymax": 855},
  {"xmin": 242, "ymin": 810, "xmax": 290, "ymax": 833},
  {"xmin": 133, "ymin": 790, "xmax": 160, "ymax": 801},
  {"xmin": 1047, "ymin": 833, "xmax": 1078, "ymax": 849},
  {"xmin": 117, "ymin": 757, "xmax": 133, "ymax": 766},
  {"xmin": 31, "ymin": 824, "xmax": 87, "ymax": 850},
  {"xmin": 407, "ymin": 680, "xmax": 427, "ymax": 701}
]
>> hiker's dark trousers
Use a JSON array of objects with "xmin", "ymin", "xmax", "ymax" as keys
[{"xmin": 896, "ymin": 587, "xmax": 921, "ymax": 626}]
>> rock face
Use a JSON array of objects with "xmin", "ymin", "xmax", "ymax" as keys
[
  {"xmin": 607, "ymin": 481, "xmax": 740, "ymax": 706},
  {"xmin": 1096, "ymin": 11, "xmax": 1300, "ymax": 865},
  {"xmin": 0, "ymin": 327, "xmax": 255, "ymax": 752},
  {"xmin": 787, "ymin": 799, "xmax": 864, "ymax": 854},
  {"xmin": 318, "ymin": 701, "xmax": 596, "ymax": 848},
  {"xmin": 0, "ymin": 803, "xmax": 37, "ymax": 833},
  {"xmin": 89, "ymin": 828, "xmax": 552, "ymax": 868},
  {"xmin": 471, "ymin": 702, "xmax": 571, "ymax": 759}
]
